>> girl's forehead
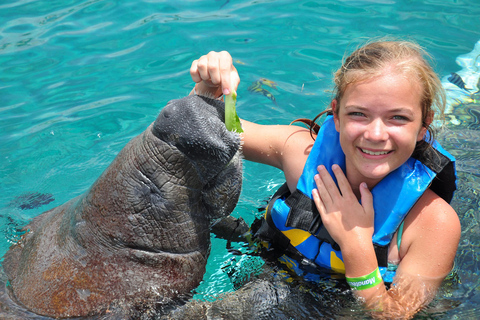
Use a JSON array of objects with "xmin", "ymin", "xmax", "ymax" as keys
[
  {"xmin": 345, "ymin": 70, "xmax": 423, "ymax": 95},
  {"xmin": 339, "ymin": 72, "xmax": 424, "ymax": 111}
]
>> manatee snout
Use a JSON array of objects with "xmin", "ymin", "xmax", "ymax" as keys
[
  {"xmin": 154, "ymin": 95, "xmax": 240, "ymax": 177},
  {"xmin": 153, "ymin": 95, "xmax": 243, "ymax": 219}
]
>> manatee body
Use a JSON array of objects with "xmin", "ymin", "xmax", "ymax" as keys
[
  {"xmin": 160, "ymin": 268, "xmax": 357, "ymax": 320},
  {"xmin": 2, "ymin": 95, "xmax": 243, "ymax": 318}
]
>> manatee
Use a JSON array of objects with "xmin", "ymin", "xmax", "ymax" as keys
[
  {"xmin": 159, "ymin": 265, "xmax": 359, "ymax": 320},
  {"xmin": 2, "ymin": 95, "xmax": 243, "ymax": 318}
]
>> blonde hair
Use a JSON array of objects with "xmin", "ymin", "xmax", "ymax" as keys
[
  {"xmin": 297, "ymin": 39, "xmax": 446, "ymax": 146},
  {"xmin": 334, "ymin": 39, "xmax": 445, "ymax": 141}
]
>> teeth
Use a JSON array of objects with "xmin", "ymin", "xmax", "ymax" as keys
[{"xmin": 361, "ymin": 149, "xmax": 389, "ymax": 156}]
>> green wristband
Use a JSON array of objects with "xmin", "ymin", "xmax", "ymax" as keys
[{"xmin": 346, "ymin": 267, "xmax": 383, "ymax": 290}]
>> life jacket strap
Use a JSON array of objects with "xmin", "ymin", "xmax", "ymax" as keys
[
  {"xmin": 253, "ymin": 183, "xmax": 292, "ymax": 253},
  {"xmin": 283, "ymin": 189, "xmax": 340, "ymax": 251},
  {"xmin": 373, "ymin": 244, "xmax": 388, "ymax": 267},
  {"xmin": 284, "ymin": 189, "xmax": 321, "ymax": 233},
  {"xmin": 412, "ymin": 146, "xmax": 456, "ymax": 203}
]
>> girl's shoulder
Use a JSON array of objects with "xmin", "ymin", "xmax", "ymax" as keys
[
  {"xmin": 409, "ymin": 189, "xmax": 459, "ymax": 229},
  {"xmin": 399, "ymin": 189, "xmax": 460, "ymax": 273}
]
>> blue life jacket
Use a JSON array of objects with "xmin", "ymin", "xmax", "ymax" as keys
[{"xmin": 254, "ymin": 115, "xmax": 457, "ymax": 283}]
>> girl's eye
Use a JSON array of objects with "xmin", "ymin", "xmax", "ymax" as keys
[
  {"xmin": 392, "ymin": 115, "xmax": 410, "ymax": 121},
  {"xmin": 349, "ymin": 112, "xmax": 365, "ymax": 117}
]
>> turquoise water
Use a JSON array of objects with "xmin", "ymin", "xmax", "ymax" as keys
[{"xmin": 1, "ymin": 0, "xmax": 480, "ymax": 318}]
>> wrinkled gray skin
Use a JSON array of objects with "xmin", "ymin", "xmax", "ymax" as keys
[
  {"xmin": 161, "ymin": 275, "xmax": 356, "ymax": 320},
  {"xmin": 2, "ymin": 95, "xmax": 243, "ymax": 318}
]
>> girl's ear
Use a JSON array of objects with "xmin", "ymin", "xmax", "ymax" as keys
[
  {"xmin": 417, "ymin": 126, "xmax": 428, "ymax": 141},
  {"xmin": 417, "ymin": 110, "xmax": 433, "ymax": 141},
  {"xmin": 331, "ymin": 99, "xmax": 340, "ymax": 132}
]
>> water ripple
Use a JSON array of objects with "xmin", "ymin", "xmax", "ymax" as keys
[
  {"xmin": 24, "ymin": 96, "xmax": 134, "ymax": 137},
  {"xmin": 105, "ymin": 41, "xmax": 145, "ymax": 58},
  {"xmin": 0, "ymin": 0, "xmax": 37, "ymax": 10},
  {"xmin": 0, "ymin": 0, "xmax": 104, "ymax": 54}
]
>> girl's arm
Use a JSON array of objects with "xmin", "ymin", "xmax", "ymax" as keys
[
  {"xmin": 240, "ymin": 119, "xmax": 314, "ymax": 191},
  {"xmin": 313, "ymin": 165, "xmax": 460, "ymax": 319}
]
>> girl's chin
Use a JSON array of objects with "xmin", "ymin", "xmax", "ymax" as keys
[
  {"xmin": 347, "ymin": 160, "xmax": 399, "ymax": 185},
  {"xmin": 358, "ymin": 167, "xmax": 391, "ymax": 182}
]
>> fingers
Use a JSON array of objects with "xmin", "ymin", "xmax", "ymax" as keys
[
  {"xmin": 359, "ymin": 182, "xmax": 374, "ymax": 215},
  {"xmin": 190, "ymin": 53, "xmax": 215, "ymax": 84},
  {"xmin": 204, "ymin": 51, "xmax": 222, "ymax": 86},
  {"xmin": 190, "ymin": 51, "xmax": 238, "ymax": 95},
  {"xmin": 314, "ymin": 164, "xmax": 361, "ymax": 204},
  {"xmin": 312, "ymin": 188, "xmax": 326, "ymax": 216},
  {"xmin": 316, "ymin": 164, "xmax": 374, "ymax": 218},
  {"xmin": 218, "ymin": 51, "xmax": 233, "ymax": 95},
  {"xmin": 314, "ymin": 165, "xmax": 334, "ymax": 206},
  {"xmin": 190, "ymin": 59, "xmax": 202, "ymax": 83},
  {"xmin": 331, "ymin": 164, "xmax": 355, "ymax": 199},
  {"xmin": 229, "ymin": 65, "xmax": 240, "ymax": 94}
]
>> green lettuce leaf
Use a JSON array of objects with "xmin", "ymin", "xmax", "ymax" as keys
[{"xmin": 224, "ymin": 90, "xmax": 243, "ymax": 133}]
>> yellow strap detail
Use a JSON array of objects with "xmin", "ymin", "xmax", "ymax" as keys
[
  {"xmin": 279, "ymin": 254, "xmax": 298, "ymax": 269},
  {"xmin": 330, "ymin": 251, "xmax": 346, "ymax": 274},
  {"xmin": 281, "ymin": 229, "xmax": 311, "ymax": 247}
]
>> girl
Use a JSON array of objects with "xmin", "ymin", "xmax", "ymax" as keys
[{"xmin": 189, "ymin": 40, "xmax": 460, "ymax": 318}]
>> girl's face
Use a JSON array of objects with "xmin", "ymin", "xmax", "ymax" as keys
[{"xmin": 332, "ymin": 71, "xmax": 428, "ymax": 189}]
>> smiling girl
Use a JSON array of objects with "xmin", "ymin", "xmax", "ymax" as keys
[{"xmin": 190, "ymin": 40, "xmax": 460, "ymax": 318}]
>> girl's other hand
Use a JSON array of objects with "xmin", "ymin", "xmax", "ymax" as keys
[{"xmin": 312, "ymin": 164, "xmax": 374, "ymax": 249}]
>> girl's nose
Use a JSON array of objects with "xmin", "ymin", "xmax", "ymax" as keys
[{"xmin": 365, "ymin": 119, "xmax": 388, "ymax": 141}]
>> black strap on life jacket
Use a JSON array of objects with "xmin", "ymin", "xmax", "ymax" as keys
[
  {"xmin": 253, "ymin": 183, "xmax": 292, "ymax": 251},
  {"xmin": 283, "ymin": 188, "xmax": 340, "ymax": 251},
  {"xmin": 411, "ymin": 144, "xmax": 456, "ymax": 203},
  {"xmin": 252, "ymin": 184, "xmax": 305, "ymax": 262}
]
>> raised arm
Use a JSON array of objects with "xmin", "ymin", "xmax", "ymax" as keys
[
  {"xmin": 189, "ymin": 51, "xmax": 315, "ymax": 190},
  {"xmin": 240, "ymin": 119, "xmax": 314, "ymax": 191}
]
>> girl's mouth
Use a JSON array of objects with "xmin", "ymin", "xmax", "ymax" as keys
[{"xmin": 360, "ymin": 148, "xmax": 391, "ymax": 156}]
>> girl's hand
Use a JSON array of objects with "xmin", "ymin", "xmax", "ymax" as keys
[
  {"xmin": 190, "ymin": 51, "xmax": 240, "ymax": 98},
  {"xmin": 312, "ymin": 164, "xmax": 374, "ymax": 250}
]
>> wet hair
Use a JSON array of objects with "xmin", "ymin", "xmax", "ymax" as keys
[{"xmin": 294, "ymin": 39, "xmax": 446, "ymax": 153}]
